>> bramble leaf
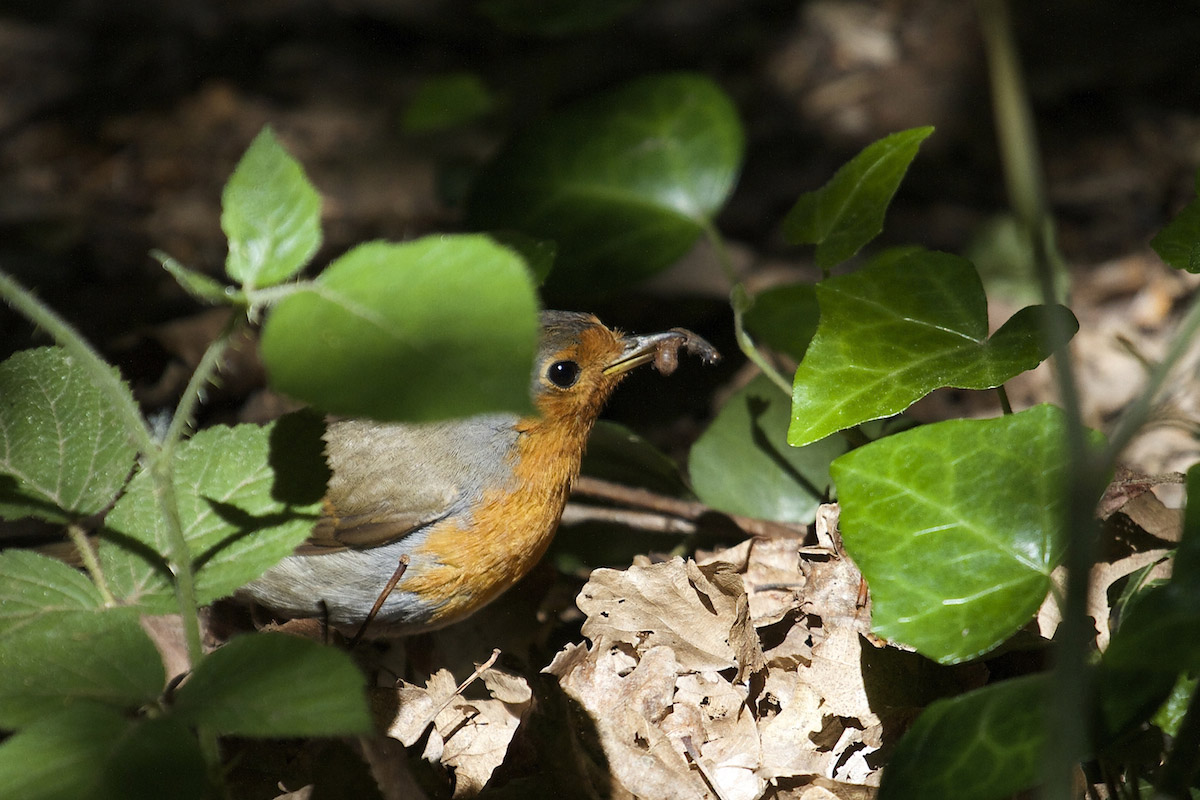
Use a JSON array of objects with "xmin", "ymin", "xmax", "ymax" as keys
[
  {"xmin": 0, "ymin": 347, "xmax": 138, "ymax": 523},
  {"xmin": 222, "ymin": 127, "xmax": 322, "ymax": 290},
  {"xmin": 0, "ymin": 550, "xmax": 105, "ymax": 639},
  {"xmin": 260, "ymin": 234, "xmax": 540, "ymax": 422}
]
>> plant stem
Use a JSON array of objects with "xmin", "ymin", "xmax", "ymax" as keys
[
  {"xmin": 1155, "ymin": 680, "xmax": 1200, "ymax": 799},
  {"xmin": 996, "ymin": 385, "xmax": 1013, "ymax": 414},
  {"xmin": 975, "ymin": 3, "xmax": 1101, "ymax": 798},
  {"xmin": 67, "ymin": 522, "xmax": 115, "ymax": 605},
  {"xmin": 164, "ymin": 311, "xmax": 243, "ymax": 452}
]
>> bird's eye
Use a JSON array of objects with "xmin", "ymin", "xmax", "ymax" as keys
[{"xmin": 547, "ymin": 360, "xmax": 581, "ymax": 388}]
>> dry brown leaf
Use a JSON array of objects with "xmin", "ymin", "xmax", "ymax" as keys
[{"xmin": 383, "ymin": 664, "xmax": 531, "ymax": 796}]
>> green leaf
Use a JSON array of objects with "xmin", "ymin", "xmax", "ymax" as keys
[
  {"xmin": 0, "ymin": 550, "xmax": 105, "ymax": 639},
  {"xmin": 582, "ymin": 420, "xmax": 691, "ymax": 498},
  {"xmin": 742, "ymin": 282, "xmax": 819, "ymax": 362},
  {"xmin": 402, "ymin": 72, "xmax": 498, "ymax": 132},
  {"xmin": 467, "ymin": 73, "xmax": 743, "ymax": 293},
  {"xmin": 782, "ymin": 126, "xmax": 934, "ymax": 269},
  {"xmin": 878, "ymin": 674, "xmax": 1047, "ymax": 800},
  {"xmin": 689, "ymin": 375, "xmax": 842, "ymax": 524},
  {"xmin": 173, "ymin": 633, "xmax": 370, "ymax": 737},
  {"xmin": 260, "ymin": 234, "xmax": 540, "ymax": 422},
  {"xmin": 487, "ymin": 230, "xmax": 557, "ymax": 285},
  {"xmin": 0, "ymin": 347, "xmax": 139, "ymax": 522},
  {"xmin": 0, "ymin": 705, "xmax": 208, "ymax": 800},
  {"xmin": 100, "ymin": 416, "xmax": 327, "ymax": 609},
  {"xmin": 788, "ymin": 250, "xmax": 1078, "ymax": 447},
  {"xmin": 475, "ymin": 0, "xmax": 641, "ymax": 35},
  {"xmin": 222, "ymin": 126, "xmax": 322, "ymax": 290},
  {"xmin": 154, "ymin": 250, "xmax": 240, "ymax": 306},
  {"xmin": 1151, "ymin": 195, "xmax": 1200, "ymax": 273},
  {"xmin": 0, "ymin": 610, "xmax": 164, "ymax": 728},
  {"xmin": 832, "ymin": 405, "xmax": 1097, "ymax": 663},
  {"xmin": 1153, "ymin": 673, "xmax": 1198, "ymax": 737}
]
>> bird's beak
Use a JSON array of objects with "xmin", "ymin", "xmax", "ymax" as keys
[{"xmin": 603, "ymin": 331, "xmax": 692, "ymax": 376}]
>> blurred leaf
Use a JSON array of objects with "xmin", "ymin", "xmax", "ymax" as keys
[
  {"xmin": 582, "ymin": 420, "xmax": 691, "ymax": 498},
  {"xmin": 782, "ymin": 126, "xmax": 933, "ymax": 269},
  {"xmin": 789, "ymin": 250, "xmax": 1078, "ymax": 447},
  {"xmin": 1153, "ymin": 673, "xmax": 1198, "ymax": 738},
  {"xmin": 742, "ymin": 282, "xmax": 819, "ymax": 362},
  {"xmin": 0, "ymin": 347, "xmax": 138, "ymax": 523},
  {"xmin": 487, "ymin": 230, "xmax": 557, "ymax": 285},
  {"xmin": 154, "ymin": 251, "xmax": 239, "ymax": 306},
  {"xmin": 100, "ymin": 419, "xmax": 326, "ymax": 609},
  {"xmin": 468, "ymin": 73, "xmax": 743, "ymax": 293},
  {"xmin": 1151, "ymin": 194, "xmax": 1200, "ymax": 273},
  {"xmin": 476, "ymin": 0, "xmax": 641, "ymax": 35},
  {"xmin": 965, "ymin": 214, "xmax": 1068, "ymax": 305},
  {"xmin": 0, "ymin": 705, "xmax": 208, "ymax": 800},
  {"xmin": 0, "ymin": 610, "xmax": 164, "ymax": 728},
  {"xmin": 690, "ymin": 375, "xmax": 841, "ymax": 524},
  {"xmin": 173, "ymin": 633, "xmax": 370, "ymax": 737},
  {"xmin": 260, "ymin": 235, "xmax": 540, "ymax": 421},
  {"xmin": 0, "ymin": 550, "xmax": 104, "ymax": 639},
  {"xmin": 832, "ymin": 405, "xmax": 1100, "ymax": 663},
  {"xmin": 222, "ymin": 127, "xmax": 322, "ymax": 290},
  {"xmin": 879, "ymin": 674, "xmax": 1047, "ymax": 800},
  {"xmin": 402, "ymin": 72, "xmax": 497, "ymax": 132}
]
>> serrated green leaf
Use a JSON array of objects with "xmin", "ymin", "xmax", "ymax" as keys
[
  {"xmin": 782, "ymin": 126, "xmax": 934, "ymax": 269},
  {"xmin": 832, "ymin": 405, "xmax": 1100, "ymax": 663},
  {"xmin": 788, "ymin": 250, "xmax": 1078, "ymax": 447},
  {"xmin": 173, "ymin": 633, "xmax": 370, "ymax": 737},
  {"xmin": 0, "ymin": 347, "xmax": 138, "ymax": 523},
  {"xmin": 476, "ymin": 0, "xmax": 641, "ymax": 36},
  {"xmin": 0, "ymin": 550, "xmax": 105, "ymax": 639},
  {"xmin": 467, "ymin": 73, "xmax": 743, "ymax": 293},
  {"xmin": 0, "ymin": 610, "xmax": 164, "ymax": 728},
  {"xmin": 879, "ymin": 674, "xmax": 1047, "ymax": 800},
  {"xmin": 154, "ymin": 251, "xmax": 240, "ymax": 306},
  {"xmin": 0, "ymin": 705, "xmax": 208, "ymax": 800},
  {"xmin": 690, "ymin": 375, "xmax": 842, "ymax": 524},
  {"xmin": 742, "ymin": 283, "xmax": 819, "ymax": 362},
  {"xmin": 1151, "ymin": 195, "xmax": 1200, "ymax": 273},
  {"xmin": 99, "ymin": 416, "xmax": 327, "ymax": 609},
  {"xmin": 402, "ymin": 72, "xmax": 498, "ymax": 132},
  {"xmin": 260, "ymin": 234, "xmax": 540, "ymax": 422},
  {"xmin": 222, "ymin": 127, "xmax": 322, "ymax": 289}
]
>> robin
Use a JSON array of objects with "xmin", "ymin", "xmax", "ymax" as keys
[{"xmin": 241, "ymin": 311, "xmax": 718, "ymax": 637}]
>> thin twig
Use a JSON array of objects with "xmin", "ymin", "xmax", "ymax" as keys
[
  {"xmin": 350, "ymin": 555, "xmax": 410, "ymax": 649},
  {"xmin": 414, "ymin": 649, "xmax": 502, "ymax": 735},
  {"xmin": 571, "ymin": 476, "xmax": 807, "ymax": 539}
]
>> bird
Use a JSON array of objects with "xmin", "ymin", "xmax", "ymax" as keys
[{"xmin": 240, "ymin": 310, "xmax": 718, "ymax": 637}]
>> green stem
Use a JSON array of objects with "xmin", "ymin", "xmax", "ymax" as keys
[
  {"xmin": 1155, "ymin": 680, "xmax": 1200, "ymax": 799},
  {"xmin": 703, "ymin": 222, "xmax": 796, "ymax": 396},
  {"xmin": 67, "ymin": 522, "xmax": 115, "ymax": 605},
  {"xmin": 975, "ymin": 4, "xmax": 1098, "ymax": 799},
  {"xmin": 164, "ymin": 311, "xmax": 243, "ymax": 454},
  {"xmin": 996, "ymin": 384, "xmax": 1013, "ymax": 415}
]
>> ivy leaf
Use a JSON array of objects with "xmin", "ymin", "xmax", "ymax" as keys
[
  {"xmin": 172, "ymin": 633, "xmax": 370, "ymax": 737},
  {"xmin": 0, "ymin": 347, "xmax": 138, "ymax": 523},
  {"xmin": 260, "ymin": 234, "xmax": 540, "ymax": 422},
  {"xmin": 99, "ymin": 416, "xmax": 327, "ymax": 610},
  {"xmin": 742, "ymin": 282, "xmax": 820, "ymax": 362},
  {"xmin": 0, "ymin": 610, "xmax": 164, "ymax": 728},
  {"xmin": 831, "ymin": 405, "xmax": 1101, "ymax": 663},
  {"xmin": 782, "ymin": 126, "xmax": 934, "ymax": 270},
  {"xmin": 689, "ymin": 375, "xmax": 843, "ymax": 524},
  {"xmin": 789, "ymin": 250, "xmax": 1078, "ymax": 447},
  {"xmin": 879, "ymin": 674, "xmax": 1047, "ymax": 800},
  {"xmin": 467, "ymin": 73, "xmax": 743, "ymax": 293},
  {"xmin": 222, "ymin": 127, "xmax": 322, "ymax": 290},
  {"xmin": 0, "ymin": 550, "xmax": 105, "ymax": 639}
]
